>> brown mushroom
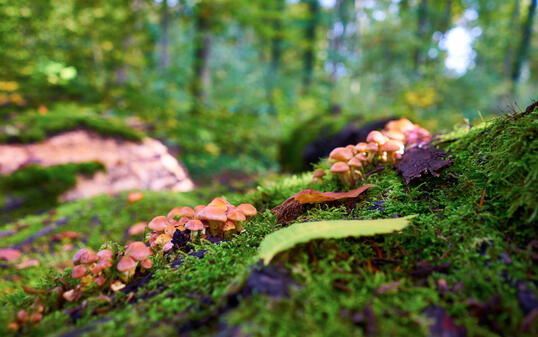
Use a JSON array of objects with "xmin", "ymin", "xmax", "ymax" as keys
[
  {"xmin": 312, "ymin": 169, "xmax": 326, "ymax": 182},
  {"xmin": 140, "ymin": 258, "xmax": 153, "ymax": 270},
  {"xmin": 167, "ymin": 207, "xmax": 194, "ymax": 221},
  {"xmin": 185, "ymin": 220, "xmax": 205, "ymax": 241},
  {"xmin": 110, "ymin": 280, "xmax": 125, "ymax": 292},
  {"xmin": 223, "ymin": 221, "xmax": 236, "ymax": 240},
  {"xmin": 366, "ymin": 130, "xmax": 387, "ymax": 146},
  {"xmin": 196, "ymin": 206, "xmax": 227, "ymax": 236},
  {"xmin": 208, "ymin": 197, "xmax": 232, "ymax": 211},
  {"xmin": 236, "ymin": 204, "xmax": 257, "ymax": 219},
  {"xmin": 330, "ymin": 161, "xmax": 352, "ymax": 186},
  {"xmin": 72, "ymin": 265, "xmax": 87, "ymax": 279},
  {"xmin": 117, "ymin": 256, "xmax": 137, "ymax": 281},
  {"xmin": 227, "ymin": 208, "xmax": 246, "ymax": 233},
  {"xmin": 347, "ymin": 156, "xmax": 364, "ymax": 184},
  {"xmin": 328, "ymin": 147, "xmax": 354, "ymax": 163},
  {"xmin": 379, "ymin": 140, "xmax": 403, "ymax": 163},
  {"xmin": 125, "ymin": 242, "xmax": 152, "ymax": 262},
  {"xmin": 148, "ymin": 216, "xmax": 168, "ymax": 232},
  {"xmin": 94, "ymin": 275, "xmax": 106, "ymax": 286}
]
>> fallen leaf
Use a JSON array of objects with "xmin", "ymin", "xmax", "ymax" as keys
[
  {"xmin": 0, "ymin": 248, "xmax": 22, "ymax": 261},
  {"xmin": 16, "ymin": 259, "xmax": 40, "ymax": 269},
  {"xmin": 395, "ymin": 145, "xmax": 452, "ymax": 184},
  {"xmin": 272, "ymin": 185, "xmax": 375, "ymax": 224},
  {"xmin": 258, "ymin": 216, "xmax": 414, "ymax": 264},
  {"xmin": 128, "ymin": 222, "xmax": 147, "ymax": 236},
  {"xmin": 127, "ymin": 191, "xmax": 144, "ymax": 203}
]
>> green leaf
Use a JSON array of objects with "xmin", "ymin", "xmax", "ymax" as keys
[{"xmin": 258, "ymin": 216, "xmax": 415, "ymax": 264}]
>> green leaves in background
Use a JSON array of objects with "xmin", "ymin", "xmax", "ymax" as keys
[{"xmin": 258, "ymin": 216, "xmax": 415, "ymax": 264}]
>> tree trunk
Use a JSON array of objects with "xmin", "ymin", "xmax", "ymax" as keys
[
  {"xmin": 302, "ymin": 0, "xmax": 320, "ymax": 92},
  {"xmin": 160, "ymin": 0, "xmax": 169, "ymax": 70},
  {"xmin": 414, "ymin": 0, "xmax": 428, "ymax": 72},
  {"xmin": 511, "ymin": 0, "xmax": 537, "ymax": 85},
  {"xmin": 504, "ymin": 0, "xmax": 520, "ymax": 78},
  {"xmin": 267, "ymin": 0, "xmax": 285, "ymax": 113},
  {"xmin": 191, "ymin": 1, "xmax": 212, "ymax": 113}
]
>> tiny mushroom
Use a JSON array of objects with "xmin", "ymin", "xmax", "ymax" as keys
[
  {"xmin": 236, "ymin": 204, "xmax": 257, "ymax": 220},
  {"xmin": 167, "ymin": 206, "xmax": 194, "ymax": 221},
  {"xmin": 185, "ymin": 220, "xmax": 205, "ymax": 241},
  {"xmin": 207, "ymin": 197, "xmax": 231, "ymax": 211},
  {"xmin": 227, "ymin": 208, "xmax": 246, "ymax": 233},
  {"xmin": 366, "ymin": 130, "xmax": 387, "ymax": 146},
  {"xmin": 72, "ymin": 265, "xmax": 87, "ymax": 279},
  {"xmin": 125, "ymin": 242, "xmax": 152, "ymax": 262},
  {"xmin": 328, "ymin": 147, "xmax": 354, "ymax": 163},
  {"xmin": 196, "ymin": 206, "xmax": 227, "ymax": 236},
  {"xmin": 347, "ymin": 156, "xmax": 364, "ymax": 183},
  {"xmin": 117, "ymin": 256, "xmax": 137, "ymax": 281},
  {"xmin": 110, "ymin": 280, "xmax": 126, "ymax": 292},
  {"xmin": 379, "ymin": 140, "xmax": 403, "ymax": 163},
  {"xmin": 312, "ymin": 168, "xmax": 326, "ymax": 182},
  {"xmin": 330, "ymin": 161, "xmax": 352, "ymax": 186},
  {"xmin": 148, "ymin": 216, "xmax": 168, "ymax": 232}
]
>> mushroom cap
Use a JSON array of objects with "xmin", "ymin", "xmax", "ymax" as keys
[
  {"xmin": 125, "ymin": 242, "xmax": 152, "ymax": 261},
  {"xmin": 227, "ymin": 208, "xmax": 246, "ymax": 222},
  {"xmin": 140, "ymin": 258, "xmax": 153, "ymax": 269},
  {"xmin": 366, "ymin": 131, "xmax": 387, "ymax": 145},
  {"xmin": 167, "ymin": 207, "xmax": 194, "ymax": 220},
  {"xmin": 355, "ymin": 153, "xmax": 368, "ymax": 161},
  {"xmin": 345, "ymin": 144, "xmax": 357, "ymax": 154},
  {"xmin": 196, "ymin": 206, "xmax": 227, "ymax": 222},
  {"xmin": 155, "ymin": 234, "xmax": 172, "ymax": 246},
  {"xmin": 94, "ymin": 275, "xmax": 106, "ymax": 286},
  {"xmin": 163, "ymin": 241, "xmax": 174, "ymax": 252},
  {"xmin": 355, "ymin": 142, "xmax": 368, "ymax": 152},
  {"xmin": 185, "ymin": 219, "xmax": 205, "ymax": 231},
  {"xmin": 380, "ymin": 140, "xmax": 403, "ymax": 152},
  {"xmin": 148, "ymin": 216, "xmax": 168, "ymax": 232},
  {"xmin": 312, "ymin": 169, "xmax": 326, "ymax": 178},
  {"xmin": 347, "ymin": 157, "xmax": 363, "ymax": 168},
  {"xmin": 383, "ymin": 130, "xmax": 405, "ymax": 141},
  {"xmin": 330, "ymin": 161, "xmax": 350, "ymax": 173},
  {"xmin": 72, "ymin": 248, "xmax": 90, "ymax": 264},
  {"xmin": 110, "ymin": 280, "xmax": 125, "ymax": 292},
  {"xmin": 236, "ymin": 204, "xmax": 257, "ymax": 217},
  {"xmin": 329, "ymin": 147, "xmax": 354, "ymax": 162},
  {"xmin": 80, "ymin": 250, "xmax": 99, "ymax": 264},
  {"xmin": 16, "ymin": 310, "xmax": 28, "ymax": 323},
  {"xmin": 366, "ymin": 142, "xmax": 379, "ymax": 152},
  {"xmin": 193, "ymin": 205, "xmax": 206, "ymax": 213},
  {"xmin": 223, "ymin": 220, "xmax": 236, "ymax": 231},
  {"xmin": 117, "ymin": 256, "xmax": 137, "ymax": 272},
  {"xmin": 97, "ymin": 249, "xmax": 114, "ymax": 261},
  {"xmin": 208, "ymin": 197, "xmax": 232, "ymax": 211},
  {"xmin": 72, "ymin": 265, "xmax": 87, "ymax": 279},
  {"xmin": 394, "ymin": 118, "xmax": 415, "ymax": 132},
  {"xmin": 164, "ymin": 223, "xmax": 178, "ymax": 236}
]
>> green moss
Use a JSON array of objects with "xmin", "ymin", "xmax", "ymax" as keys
[
  {"xmin": 1, "ymin": 110, "xmax": 537, "ymax": 337},
  {"xmin": 0, "ymin": 103, "xmax": 144, "ymax": 144},
  {"xmin": 0, "ymin": 162, "xmax": 105, "ymax": 224}
]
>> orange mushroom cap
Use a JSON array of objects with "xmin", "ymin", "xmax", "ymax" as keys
[
  {"xmin": 185, "ymin": 219, "xmax": 205, "ymax": 231},
  {"xmin": 72, "ymin": 265, "xmax": 87, "ymax": 279},
  {"xmin": 79, "ymin": 249, "xmax": 98, "ymax": 264},
  {"xmin": 167, "ymin": 206, "xmax": 194, "ymax": 220},
  {"xmin": 355, "ymin": 142, "xmax": 368, "ymax": 153},
  {"xmin": 223, "ymin": 220, "xmax": 236, "ymax": 231},
  {"xmin": 141, "ymin": 258, "xmax": 153, "ymax": 269},
  {"xmin": 330, "ymin": 161, "xmax": 350, "ymax": 173},
  {"xmin": 125, "ymin": 241, "xmax": 152, "ymax": 261},
  {"xmin": 380, "ymin": 140, "xmax": 403, "ymax": 152},
  {"xmin": 208, "ymin": 197, "xmax": 232, "ymax": 211},
  {"xmin": 196, "ymin": 206, "xmax": 227, "ymax": 222},
  {"xmin": 117, "ymin": 256, "xmax": 137, "ymax": 272},
  {"xmin": 148, "ymin": 216, "xmax": 168, "ymax": 232},
  {"xmin": 227, "ymin": 208, "xmax": 246, "ymax": 222},
  {"xmin": 329, "ymin": 147, "xmax": 354, "ymax": 163},
  {"xmin": 348, "ymin": 157, "xmax": 363, "ymax": 168},
  {"xmin": 366, "ymin": 130, "xmax": 387, "ymax": 145},
  {"xmin": 236, "ymin": 204, "xmax": 257, "ymax": 218}
]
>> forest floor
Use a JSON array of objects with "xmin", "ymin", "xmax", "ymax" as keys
[{"xmin": 0, "ymin": 105, "xmax": 537, "ymax": 337}]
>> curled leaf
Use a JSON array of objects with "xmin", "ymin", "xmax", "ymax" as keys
[
  {"xmin": 258, "ymin": 216, "xmax": 414, "ymax": 264},
  {"xmin": 293, "ymin": 185, "xmax": 376, "ymax": 204}
]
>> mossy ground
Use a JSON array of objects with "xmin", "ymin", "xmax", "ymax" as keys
[{"xmin": 0, "ymin": 109, "xmax": 536, "ymax": 336}]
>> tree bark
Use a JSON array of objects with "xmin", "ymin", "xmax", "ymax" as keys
[
  {"xmin": 266, "ymin": 0, "xmax": 285, "ymax": 114},
  {"xmin": 511, "ymin": 0, "xmax": 536, "ymax": 85},
  {"xmin": 191, "ymin": 1, "xmax": 212, "ymax": 113},
  {"xmin": 504, "ymin": 0, "xmax": 520, "ymax": 78},
  {"xmin": 302, "ymin": 0, "xmax": 320, "ymax": 92},
  {"xmin": 160, "ymin": 0, "xmax": 169, "ymax": 70},
  {"xmin": 414, "ymin": 0, "xmax": 428, "ymax": 72}
]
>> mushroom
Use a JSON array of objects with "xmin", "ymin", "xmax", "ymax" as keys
[
  {"xmin": 185, "ymin": 220, "xmax": 205, "ymax": 241},
  {"xmin": 94, "ymin": 275, "xmax": 106, "ymax": 286},
  {"xmin": 328, "ymin": 147, "xmax": 354, "ymax": 163},
  {"xmin": 193, "ymin": 205, "xmax": 206, "ymax": 214},
  {"xmin": 140, "ymin": 258, "xmax": 153, "ymax": 270},
  {"xmin": 196, "ymin": 206, "xmax": 227, "ymax": 236},
  {"xmin": 347, "ymin": 156, "xmax": 364, "ymax": 184},
  {"xmin": 207, "ymin": 197, "xmax": 232, "ymax": 211},
  {"xmin": 72, "ymin": 248, "xmax": 90, "ymax": 265},
  {"xmin": 312, "ymin": 169, "xmax": 326, "ymax": 182},
  {"xmin": 16, "ymin": 310, "xmax": 28, "ymax": 324},
  {"xmin": 355, "ymin": 142, "xmax": 368, "ymax": 155},
  {"xmin": 148, "ymin": 216, "xmax": 168, "ymax": 232},
  {"xmin": 365, "ymin": 142, "xmax": 379, "ymax": 162},
  {"xmin": 167, "ymin": 207, "xmax": 194, "ymax": 221},
  {"xmin": 223, "ymin": 221, "xmax": 236, "ymax": 240},
  {"xmin": 110, "ymin": 280, "xmax": 125, "ymax": 292},
  {"xmin": 125, "ymin": 242, "xmax": 152, "ymax": 262},
  {"xmin": 236, "ymin": 204, "xmax": 257, "ymax": 220},
  {"xmin": 30, "ymin": 313, "xmax": 42, "ymax": 324},
  {"xmin": 71, "ymin": 265, "xmax": 87, "ymax": 279},
  {"xmin": 330, "ymin": 161, "xmax": 352, "ymax": 186},
  {"xmin": 382, "ymin": 129, "xmax": 406, "ymax": 142},
  {"xmin": 117, "ymin": 256, "xmax": 137, "ymax": 281},
  {"xmin": 366, "ymin": 130, "xmax": 387, "ymax": 146},
  {"xmin": 379, "ymin": 140, "xmax": 403, "ymax": 163},
  {"xmin": 162, "ymin": 241, "xmax": 174, "ymax": 252},
  {"xmin": 226, "ymin": 208, "xmax": 246, "ymax": 233}
]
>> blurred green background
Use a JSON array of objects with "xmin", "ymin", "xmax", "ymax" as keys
[{"xmin": 0, "ymin": 0, "xmax": 536, "ymax": 181}]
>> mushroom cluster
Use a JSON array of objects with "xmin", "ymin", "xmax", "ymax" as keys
[
  {"xmin": 325, "ymin": 118, "xmax": 431, "ymax": 187},
  {"xmin": 7, "ymin": 197, "xmax": 258, "ymax": 331},
  {"xmin": 146, "ymin": 197, "xmax": 257, "ymax": 249}
]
